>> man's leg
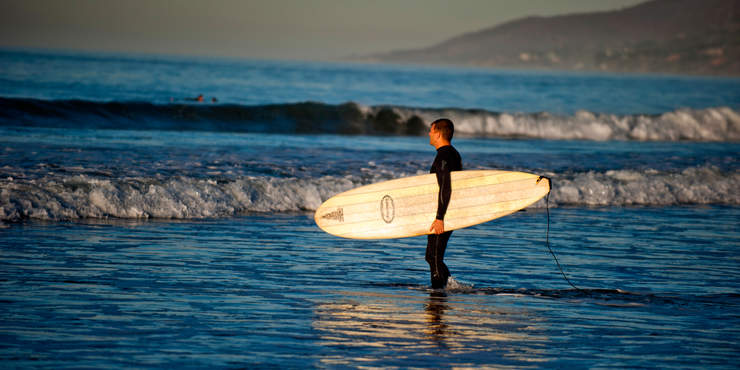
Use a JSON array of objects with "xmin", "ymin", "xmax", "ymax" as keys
[{"xmin": 425, "ymin": 231, "xmax": 452, "ymax": 288}]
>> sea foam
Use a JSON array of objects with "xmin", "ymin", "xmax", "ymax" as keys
[
  {"xmin": 390, "ymin": 106, "xmax": 740, "ymax": 141},
  {"xmin": 0, "ymin": 175, "xmax": 355, "ymax": 221},
  {"xmin": 2, "ymin": 167, "xmax": 737, "ymax": 221},
  {"xmin": 539, "ymin": 166, "xmax": 740, "ymax": 207}
]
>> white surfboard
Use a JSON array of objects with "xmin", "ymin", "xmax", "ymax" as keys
[{"xmin": 314, "ymin": 170, "xmax": 550, "ymax": 239}]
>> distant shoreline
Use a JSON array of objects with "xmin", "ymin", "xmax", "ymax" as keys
[
  {"xmin": 352, "ymin": 0, "xmax": 740, "ymax": 77},
  {"xmin": 340, "ymin": 57, "xmax": 740, "ymax": 79},
  {"xmin": 3, "ymin": 45, "xmax": 737, "ymax": 79}
]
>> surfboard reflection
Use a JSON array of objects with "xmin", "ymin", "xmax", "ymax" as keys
[{"xmin": 313, "ymin": 289, "xmax": 549, "ymax": 366}]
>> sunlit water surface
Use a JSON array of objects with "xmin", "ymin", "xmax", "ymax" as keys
[{"xmin": 1, "ymin": 206, "xmax": 738, "ymax": 368}]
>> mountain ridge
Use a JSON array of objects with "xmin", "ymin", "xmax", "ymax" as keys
[{"xmin": 354, "ymin": 0, "xmax": 740, "ymax": 76}]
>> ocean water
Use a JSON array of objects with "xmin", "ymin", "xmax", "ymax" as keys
[{"xmin": 1, "ymin": 49, "xmax": 739, "ymax": 367}]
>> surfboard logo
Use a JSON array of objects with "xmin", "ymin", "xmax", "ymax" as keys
[
  {"xmin": 322, "ymin": 208, "xmax": 343, "ymax": 222},
  {"xmin": 380, "ymin": 195, "xmax": 395, "ymax": 223}
]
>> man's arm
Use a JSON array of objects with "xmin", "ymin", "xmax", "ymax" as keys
[{"xmin": 430, "ymin": 159, "xmax": 452, "ymax": 234}]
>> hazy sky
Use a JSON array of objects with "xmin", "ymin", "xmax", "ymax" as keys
[{"xmin": 1, "ymin": 0, "xmax": 647, "ymax": 61}]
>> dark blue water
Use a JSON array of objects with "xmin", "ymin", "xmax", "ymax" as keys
[
  {"xmin": 1, "ymin": 49, "xmax": 739, "ymax": 367},
  {"xmin": 3, "ymin": 49, "xmax": 739, "ymax": 113}
]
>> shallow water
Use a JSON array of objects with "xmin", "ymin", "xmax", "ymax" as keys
[{"xmin": 1, "ymin": 206, "xmax": 738, "ymax": 368}]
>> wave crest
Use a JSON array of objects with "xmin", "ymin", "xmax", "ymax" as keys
[
  {"xmin": 0, "ymin": 175, "xmax": 356, "ymax": 221},
  {"xmin": 544, "ymin": 166, "xmax": 740, "ymax": 207},
  {"xmin": 395, "ymin": 106, "xmax": 740, "ymax": 141},
  {"xmin": 2, "ymin": 167, "xmax": 737, "ymax": 221},
  {"xmin": 1, "ymin": 97, "xmax": 738, "ymax": 141}
]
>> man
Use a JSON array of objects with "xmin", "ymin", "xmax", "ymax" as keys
[{"xmin": 427, "ymin": 118, "xmax": 462, "ymax": 289}]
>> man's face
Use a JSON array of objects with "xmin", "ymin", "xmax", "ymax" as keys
[{"xmin": 429, "ymin": 124, "xmax": 439, "ymax": 146}]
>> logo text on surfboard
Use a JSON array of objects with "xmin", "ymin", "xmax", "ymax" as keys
[
  {"xmin": 322, "ymin": 208, "xmax": 343, "ymax": 222},
  {"xmin": 380, "ymin": 195, "xmax": 395, "ymax": 223}
]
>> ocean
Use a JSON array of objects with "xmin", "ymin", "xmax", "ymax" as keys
[{"xmin": 1, "ymin": 49, "xmax": 739, "ymax": 368}]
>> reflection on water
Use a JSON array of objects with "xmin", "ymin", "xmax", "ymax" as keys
[
  {"xmin": 313, "ymin": 290, "xmax": 548, "ymax": 367},
  {"xmin": 425, "ymin": 291, "xmax": 448, "ymax": 348}
]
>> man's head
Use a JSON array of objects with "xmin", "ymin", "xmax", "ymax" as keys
[{"xmin": 429, "ymin": 118, "xmax": 454, "ymax": 147}]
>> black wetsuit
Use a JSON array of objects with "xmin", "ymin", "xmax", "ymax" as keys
[{"xmin": 426, "ymin": 145, "xmax": 462, "ymax": 289}]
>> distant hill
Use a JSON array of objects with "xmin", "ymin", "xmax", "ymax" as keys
[{"xmin": 356, "ymin": 0, "xmax": 740, "ymax": 76}]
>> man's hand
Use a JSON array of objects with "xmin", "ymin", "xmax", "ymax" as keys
[{"xmin": 430, "ymin": 219, "xmax": 444, "ymax": 235}]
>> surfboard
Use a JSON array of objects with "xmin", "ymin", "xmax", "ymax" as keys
[{"xmin": 314, "ymin": 170, "xmax": 551, "ymax": 239}]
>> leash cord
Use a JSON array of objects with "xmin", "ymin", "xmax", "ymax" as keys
[{"xmin": 541, "ymin": 178, "xmax": 583, "ymax": 292}]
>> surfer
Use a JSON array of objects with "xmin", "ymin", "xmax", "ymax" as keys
[
  {"xmin": 427, "ymin": 118, "xmax": 462, "ymax": 289},
  {"xmin": 183, "ymin": 94, "xmax": 205, "ymax": 102}
]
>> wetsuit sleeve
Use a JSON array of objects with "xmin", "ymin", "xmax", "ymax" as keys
[{"xmin": 435, "ymin": 159, "xmax": 452, "ymax": 220}]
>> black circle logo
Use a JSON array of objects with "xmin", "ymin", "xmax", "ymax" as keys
[{"xmin": 380, "ymin": 195, "xmax": 395, "ymax": 223}]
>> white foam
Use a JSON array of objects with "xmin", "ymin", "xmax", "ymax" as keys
[
  {"xmin": 538, "ymin": 166, "xmax": 740, "ymax": 207},
  {"xmin": 445, "ymin": 276, "xmax": 474, "ymax": 291},
  {"xmin": 2, "ymin": 167, "xmax": 738, "ymax": 221},
  {"xmin": 386, "ymin": 106, "xmax": 740, "ymax": 141},
  {"xmin": 0, "ymin": 175, "xmax": 358, "ymax": 221}
]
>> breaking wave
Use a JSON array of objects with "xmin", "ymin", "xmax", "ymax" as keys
[
  {"xmin": 1, "ymin": 167, "xmax": 737, "ymax": 221},
  {"xmin": 542, "ymin": 166, "xmax": 740, "ymax": 207},
  {"xmin": 1, "ymin": 97, "xmax": 738, "ymax": 141},
  {"xmin": 401, "ymin": 106, "xmax": 740, "ymax": 142},
  {"xmin": 0, "ymin": 175, "xmax": 355, "ymax": 221}
]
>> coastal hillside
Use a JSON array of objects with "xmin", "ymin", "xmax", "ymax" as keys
[{"xmin": 359, "ymin": 0, "xmax": 740, "ymax": 76}]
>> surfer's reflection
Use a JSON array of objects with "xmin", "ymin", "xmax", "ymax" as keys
[
  {"xmin": 425, "ymin": 291, "xmax": 450, "ymax": 347},
  {"xmin": 312, "ymin": 289, "xmax": 548, "ymax": 367}
]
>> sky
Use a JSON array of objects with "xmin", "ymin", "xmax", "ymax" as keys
[{"xmin": 1, "ymin": 0, "xmax": 647, "ymax": 61}]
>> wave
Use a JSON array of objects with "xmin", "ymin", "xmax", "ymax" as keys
[
  {"xmin": 401, "ymin": 106, "xmax": 740, "ymax": 142},
  {"xmin": 1, "ymin": 97, "xmax": 738, "ymax": 141},
  {"xmin": 543, "ymin": 166, "xmax": 740, "ymax": 207},
  {"xmin": 1, "ymin": 167, "xmax": 737, "ymax": 221},
  {"xmin": 0, "ymin": 175, "xmax": 356, "ymax": 221}
]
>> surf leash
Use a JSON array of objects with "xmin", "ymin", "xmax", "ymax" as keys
[{"xmin": 538, "ymin": 176, "xmax": 584, "ymax": 292}]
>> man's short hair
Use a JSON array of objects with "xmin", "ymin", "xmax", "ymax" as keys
[{"xmin": 431, "ymin": 118, "xmax": 454, "ymax": 141}]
